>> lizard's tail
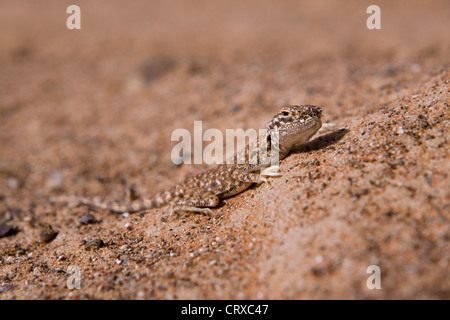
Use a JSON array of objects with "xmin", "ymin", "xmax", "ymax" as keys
[
  {"xmin": 51, "ymin": 192, "xmax": 170, "ymax": 213},
  {"xmin": 78, "ymin": 197, "xmax": 164, "ymax": 213}
]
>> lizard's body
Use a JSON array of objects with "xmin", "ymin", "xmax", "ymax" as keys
[{"xmin": 63, "ymin": 105, "xmax": 323, "ymax": 214}]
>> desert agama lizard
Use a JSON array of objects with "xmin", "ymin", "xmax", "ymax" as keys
[{"xmin": 57, "ymin": 105, "xmax": 323, "ymax": 214}]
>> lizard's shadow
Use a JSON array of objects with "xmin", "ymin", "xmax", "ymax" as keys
[{"xmin": 291, "ymin": 128, "xmax": 348, "ymax": 154}]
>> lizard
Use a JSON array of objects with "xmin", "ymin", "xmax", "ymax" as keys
[{"xmin": 55, "ymin": 105, "xmax": 323, "ymax": 214}]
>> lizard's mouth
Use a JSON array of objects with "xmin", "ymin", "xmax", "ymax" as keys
[{"xmin": 280, "ymin": 114, "xmax": 323, "ymax": 149}]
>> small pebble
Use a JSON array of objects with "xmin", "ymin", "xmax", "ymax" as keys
[
  {"xmin": 46, "ymin": 171, "xmax": 64, "ymax": 189},
  {"xmin": 5, "ymin": 177, "xmax": 19, "ymax": 189},
  {"xmin": 229, "ymin": 104, "xmax": 241, "ymax": 113},
  {"xmin": 0, "ymin": 284, "xmax": 13, "ymax": 293},
  {"xmin": 40, "ymin": 224, "xmax": 58, "ymax": 243},
  {"xmin": 78, "ymin": 213, "xmax": 96, "ymax": 225},
  {"xmin": 0, "ymin": 223, "xmax": 13, "ymax": 238},
  {"xmin": 84, "ymin": 238, "xmax": 105, "ymax": 251}
]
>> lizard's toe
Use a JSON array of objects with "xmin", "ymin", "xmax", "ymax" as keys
[{"xmin": 261, "ymin": 165, "xmax": 281, "ymax": 177}]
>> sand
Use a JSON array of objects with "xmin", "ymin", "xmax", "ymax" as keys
[{"xmin": 0, "ymin": 0, "xmax": 449, "ymax": 299}]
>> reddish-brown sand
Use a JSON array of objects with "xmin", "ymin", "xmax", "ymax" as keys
[{"xmin": 0, "ymin": 1, "xmax": 449, "ymax": 299}]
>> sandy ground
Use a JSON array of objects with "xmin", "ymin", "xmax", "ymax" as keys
[{"xmin": 0, "ymin": 1, "xmax": 449, "ymax": 299}]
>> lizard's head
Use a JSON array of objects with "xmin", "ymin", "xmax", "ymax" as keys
[{"xmin": 267, "ymin": 105, "xmax": 323, "ymax": 150}]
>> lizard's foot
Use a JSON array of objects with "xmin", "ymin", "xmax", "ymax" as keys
[
  {"xmin": 167, "ymin": 206, "xmax": 213, "ymax": 215},
  {"xmin": 260, "ymin": 165, "xmax": 281, "ymax": 177},
  {"xmin": 318, "ymin": 122, "xmax": 337, "ymax": 134},
  {"xmin": 232, "ymin": 167, "xmax": 279, "ymax": 185},
  {"xmin": 257, "ymin": 165, "xmax": 282, "ymax": 186},
  {"xmin": 257, "ymin": 176, "xmax": 268, "ymax": 184}
]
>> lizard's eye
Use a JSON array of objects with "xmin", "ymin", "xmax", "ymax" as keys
[{"xmin": 280, "ymin": 111, "xmax": 290, "ymax": 116}]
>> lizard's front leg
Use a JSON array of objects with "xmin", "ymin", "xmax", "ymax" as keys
[
  {"xmin": 231, "ymin": 165, "xmax": 281, "ymax": 185},
  {"xmin": 260, "ymin": 165, "xmax": 281, "ymax": 177}
]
